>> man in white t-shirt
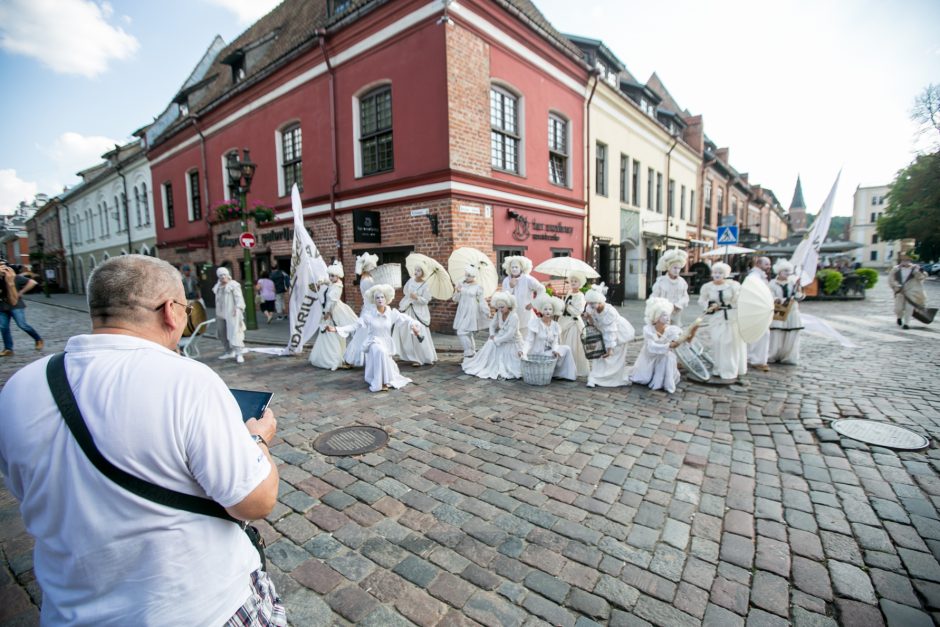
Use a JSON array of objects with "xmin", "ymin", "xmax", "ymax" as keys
[{"xmin": 0, "ymin": 255, "xmax": 284, "ymax": 626}]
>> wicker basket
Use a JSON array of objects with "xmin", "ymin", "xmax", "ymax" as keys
[{"xmin": 521, "ymin": 354, "xmax": 557, "ymax": 386}]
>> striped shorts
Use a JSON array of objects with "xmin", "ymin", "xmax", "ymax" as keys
[{"xmin": 223, "ymin": 570, "xmax": 287, "ymax": 627}]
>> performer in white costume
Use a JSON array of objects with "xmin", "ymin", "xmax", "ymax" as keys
[
  {"xmin": 651, "ymin": 248, "xmax": 690, "ymax": 325},
  {"xmin": 583, "ymin": 284, "xmax": 635, "ymax": 388},
  {"xmin": 698, "ymin": 262, "xmax": 747, "ymax": 380},
  {"xmin": 558, "ymin": 272, "xmax": 590, "ymax": 377},
  {"xmin": 212, "ymin": 267, "xmax": 246, "ymax": 364},
  {"xmin": 501, "ymin": 255, "xmax": 545, "ymax": 331},
  {"xmin": 768, "ymin": 260, "xmax": 804, "ymax": 365},
  {"xmin": 328, "ymin": 284, "xmax": 421, "ymax": 392},
  {"xmin": 522, "ymin": 295, "xmax": 576, "ymax": 381},
  {"xmin": 309, "ymin": 261, "xmax": 358, "ymax": 370},
  {"xmin": 394, "ymin": 260, "xmax": 438, "ymax": 366},
  {"xmin": 745, "ymin": 256, "xmax": 772, "ymax": 371},
  {"xmin": 629, "ymin": 297, "xmax": 682, "ymax": 393},
  {"xmin": 888, "ymin": 253, "xmax": 928, "ymax": 329},
  {"xmin": 343, "ymin": 252, "xmax": 378, "ymax": 368},
  {"xmin": 452, "ymin": 264, "xmax": 490, "ymax": 358},
  {"xmin": 462, "ymin": 291, "xmax": 523, "ymax": 380}
]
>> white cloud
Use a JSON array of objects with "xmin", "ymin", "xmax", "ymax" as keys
[
  {"xmin": 0, "ymin": 0, "xmax": 138, "ymax": 78},
  {"xmin": 202, "ymin": 0, "xmax": 281, "ymax": 24},
  {"xmin": 38, "ymin": 131, "xmax": 124, "ymax": 188},
  {"xmin": 0, "ymin": 170, "xmax": 38, "ymax": 215}
]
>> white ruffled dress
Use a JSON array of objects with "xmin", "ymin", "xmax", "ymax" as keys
[
  {"xmin": 462, "ymin": 311, "xmax": 523, "ymax": 379},
  {"xmin": 629, "ymin": 324, "xmax": 682, "ymax": 393}
]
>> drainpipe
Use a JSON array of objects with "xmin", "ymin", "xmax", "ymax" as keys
[
  {"xmin": 190, "ymin": 115, "xmax": 215, "ymax": 265},
  {"xmin": 114, "ymin": 144, "xmax": 133, "ymax": 253},
  {"xmin": 318, "ymin": 30, "xmax": 343, "ymax": 267},
  {"xmin": 664, "ymin": 134, "xmax": 678, "ymax": 243},
  {"xmin": 584, "ymin": 70, "xmax": 600, "ymax": 261},
  {"xmin": 60, "ymin": 201, "xmax": 77, "ymax": 293}
]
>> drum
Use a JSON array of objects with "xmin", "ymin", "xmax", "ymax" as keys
[
  {"xmin": 183, "ymin": 300, "xmax": 207, "ymax": 337},
  {"xmin": 675, "ymin": 340, "xmax": 711, "ymax": 383},
  {"xmin": 580, "ymin": 324, "xmax": 606, "ymax": 360}
]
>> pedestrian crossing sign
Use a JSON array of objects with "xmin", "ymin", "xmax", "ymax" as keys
[{"xmin": 716, "ymin": 225, "xmax": 738, "ymax": 245}]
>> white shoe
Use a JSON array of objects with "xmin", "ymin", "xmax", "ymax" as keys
[
  {"xmin": 219, "ymin": 351, "xmax": 236, "ymax": 360},
  {"xmin": 236, "ymin": 354, "xmax": 244, "ymax": 363}
]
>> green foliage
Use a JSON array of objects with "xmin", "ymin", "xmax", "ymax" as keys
[
  {"xmin": 878, "ymin": 151, "xmax": 940, "ymax": 261},
  {"xmin": 816, "ymin": 269, "xmax": 844, "ymax": 295},
  {"xmin": 805, "ymin": 214, "xmax": 852, "ymax": 241},
  {"xmin": 854, "ymin": 268, "xmax": 878, "ymax": 289},
  {"xmin": 213, "ymin": 201, "xmax": 275, "ymax": 225}
]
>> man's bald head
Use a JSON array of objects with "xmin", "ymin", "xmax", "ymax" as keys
[{"xmin": 88, "ymin": 255, "xmax": 183, "ymax": 326}]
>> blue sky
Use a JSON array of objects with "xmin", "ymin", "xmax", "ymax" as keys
[{"xmin": 1, "ymin": 0, "xmax": 938, "ymax": 219}]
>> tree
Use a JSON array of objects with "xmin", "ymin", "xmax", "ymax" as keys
[
  {"xmin": 877, "ymin": 151, "xmax": 940, "ymax": 261},
  {"xmin": 912, "ymin": 84, "xmax": 940, "ymax": 148}
]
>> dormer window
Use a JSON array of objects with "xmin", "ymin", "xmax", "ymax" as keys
[
  {"xmin": 233, "ymin": 61, "xmax": 246, "ymax": 83},
  {"xmin": 179, "ymin": 102, "xmax": 189, "ymax": 117},
  {"xmin": 330, "ymin": 0, "xmax": 351, "ymax": 15}
]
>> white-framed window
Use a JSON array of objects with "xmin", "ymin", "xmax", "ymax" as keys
[
  {"xmin": 548, "ymin": 113, "xmax": 568, "ymax": 187},
  {"xmin": 141, "ymin": 183, "xmax": 151, "ymax": 225},
  {"xmin": 275, "ymin": 122, "xmax": 303, "ymax": 195},
  {"xmin": 134, "ymin": 188, "xmax": 142, "ymax": 227},
  {"xmin": 185, "ymin": 169, "xmax": 201, "ymax": 221},
  {"xmin": 221, "ymin": 149, "xmax": 237, "ymax": 201},
  {"xmin": 490, "ymin": 84, "xmax": 522, "ymax": 174},
  {"xmin": 595, "ymin": 142, "xmax": 607, "ymax": 196},
  {"xmin": 355, "ymin": 85, "xmax": 393, "ymax": 176},
  {"xmin": 680, "ymin": 184, "xmax": 686, "ymax": 220},
  {"xmin": 161, "ymin": 182, "xmax": 175, "ymax": 229}
]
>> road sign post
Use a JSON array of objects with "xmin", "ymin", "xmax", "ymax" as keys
[
  {"xmin": 716, "ymin": 225, "xmax": 739, "ymax": 246},
  {"xmin": 239, "ymin": 232, "xmax": 256, "ymax": 249}
]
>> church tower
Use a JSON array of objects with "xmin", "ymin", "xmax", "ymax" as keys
[{"xmin": 788, "ymin": 176, "xmax": 808, "ymax": 232}]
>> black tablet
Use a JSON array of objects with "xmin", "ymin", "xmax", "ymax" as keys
[{"xmin": 230, "ymin": 389, "xmax": 274, "ymax": 422}]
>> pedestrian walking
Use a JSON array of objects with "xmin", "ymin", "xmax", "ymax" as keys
[
  {"xmin": 888, "ymin": 253, "xmax": 928, "ymax": 329},
  {"xmin": 327, "ymin": 284, "xmax": 421, "ymax": 392},
  {"xmin": 0, "ymin": 254, "xmax": 283, "ymax": 625},
  {"xmin": 213, "ymin": 267, "xmax": 246, "ymax": 363},
  {"xmin": 584, "ymin": 284, "xmax": 635, "ymax": 388},
  {"xmin": 698, "ymin": 262, "xmax": 747, "ymax": 381},
  {"xmin": 768, "ymin": 260, "xmax": 805, "ymax": 364},
  {"xmin": 255, "ymin": 271, "xmax": 277, "ymax": 324},
  {"xmin": 0, "ymin": 260, "xmax": 44, "ymax": 356},
  {"xmin": 270, "ymin": 265, "xmax": 290, "ymax": 320},
  {"xmin": 462, "ymin": 291, "xmax": 523, "ymax": 380}
]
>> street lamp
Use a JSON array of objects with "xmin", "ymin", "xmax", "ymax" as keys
[
  {"xmin": 226, "ymin": 149, "xmax": 259, "ymax": 330},
  {"xmin": 36, "ymin": 232, "xmax": 50, "ymax": 297}
]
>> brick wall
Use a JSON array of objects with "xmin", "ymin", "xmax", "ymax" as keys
[{"xmin": 446, "ymin": 24, "xmax": 490, "ymax": 177}]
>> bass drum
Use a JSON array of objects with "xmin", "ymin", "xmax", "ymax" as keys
[{"xmin": 183, "ymin": 300, "xmax": 207, "ymax": 337}]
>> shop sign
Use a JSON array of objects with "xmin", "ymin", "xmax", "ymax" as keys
[{"xmin": 353, "ymin": 210, "xmax": 381, "ymax": 243}]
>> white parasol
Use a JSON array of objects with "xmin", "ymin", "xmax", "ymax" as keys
[
  {"xmin": 533, "ymin": 256, "xmax": 600, "ymax": 279},
  {"xmin": 701, "ymin": 245, "xmax": 755, "ymax": 257},
  {"xmin": 406, "ymin": 253, "xmax": 453, "ymax": 300},
  {"xmin": 372, "ymin": 263, "xmax": 402, "ymax": 289},
  {"xmin": 447, "ymin": 247, "xmax": 498, "ymax": 297},
  {"xmin": 734, "ymin": 275, "xmax": 774, "ymax": 343}
]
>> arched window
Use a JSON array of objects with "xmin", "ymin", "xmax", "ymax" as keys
[
  {"xmin": 141, "ymin": 183, "xmax": 150, "ymax": 225},
  {"xmin": 135, "ymin": 187, "xmax": 142, "ymax": 227}
]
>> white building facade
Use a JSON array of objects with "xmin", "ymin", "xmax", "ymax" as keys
[{"xmin": 850, "ymin": 184, "xmax": 909, "ymax": 269}]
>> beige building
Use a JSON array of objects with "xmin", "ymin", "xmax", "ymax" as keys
[
  {"xmin": 850, "ymin": 184, "xmax": 910, "ymax": 268},
  {"xmin": 569, "ymin": 36, "xmax": 700, "ymax": 302}
]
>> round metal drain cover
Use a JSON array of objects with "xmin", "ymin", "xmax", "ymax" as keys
[
  {"xmin": 313, "ymin": 426, "xmax": 389, "ymax": 456},
  {"xmin": 831, "ymin": 419, "xmax": 929, "ymax": 450}
]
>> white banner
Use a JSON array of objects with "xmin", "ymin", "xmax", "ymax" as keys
[
  {"xmin": 790, "ymin": 171, "xmax": 841, "ymax": 285},
  {"xmin": 284, "ymin": 184, "xmax": 329, "ymax": 354}
]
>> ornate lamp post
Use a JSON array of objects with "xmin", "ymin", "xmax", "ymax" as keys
[
  {"xmin": 36, "ymin": 232, "xmax": 50, "ymax": 297},
  {"xmin": 226, "ymin": 149, "xmax": 258, "ymax": 330}
]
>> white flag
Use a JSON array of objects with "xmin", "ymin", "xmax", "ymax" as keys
[
  {"xmin": 284, "ymin": 184, "xmax": 329, "ymax": 354},
  {"xmin": 790, "ymin": 171, "xmax": 841, "ymax": 285}
]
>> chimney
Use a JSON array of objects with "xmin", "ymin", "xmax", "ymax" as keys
[
  {"xmin": 716, "ymin": 147, "xmax": 729, "ymax": 164},
  {"xmin": 682, "ymin": 115, "xmax": 704, "ymax": 153}
]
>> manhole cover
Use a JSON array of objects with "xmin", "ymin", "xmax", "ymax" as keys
[
  {"xmin": 831, "ymin": 419, "xmax": 929, "ymax": 450},
  {"xmin": 313, "ymin": 426, "xmax": 389, "ymax": 456}
]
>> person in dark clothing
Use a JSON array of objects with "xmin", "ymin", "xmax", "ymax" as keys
[
  {"xmin": 269, "ymin": 266, "xmax": 290, "ymax": 320},
  {"xmin": 0, "ymin": 261, "xmax": 44, "ymax": 356}
]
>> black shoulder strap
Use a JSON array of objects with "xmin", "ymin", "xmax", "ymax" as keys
[{"xmin": 46, "ymin": 353, "xmax": 236, "ymax": 523}]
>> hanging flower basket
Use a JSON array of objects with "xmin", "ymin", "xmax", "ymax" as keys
[{"xmin": 212, "ymin": 201, "xmax": 275, "ymax": 225}]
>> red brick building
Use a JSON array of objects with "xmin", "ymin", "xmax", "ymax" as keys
[{"xmin": 147, "ymin": 0, "xmax": 588, "ymax": 328}]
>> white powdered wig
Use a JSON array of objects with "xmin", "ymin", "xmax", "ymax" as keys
[
  {"xmin": 217, "ymin": 266, "xmax": 231, "ymax": 278},
  {"xmin": 644, "ymin": 296, "xmax": 675, "ymax": 325},
  {"xmin": 549, "ymin": 296, "xmax": 565, "ymax": 317},
  {"xmin": 773, "ymin": 259, "xmax": 794, "ymax": 276},
  {"xmin": 365, "ymin": 283, "xmax": 395, "ymax": 305},
  {"xmin": 463, "ymin": 263, "xmax": 479, "ymax": 279},
  {"xmin": 568, "ymin": 271, "xmax": 587, "ymax": 289},
  {"xmin": 355, "ymin": 252, "xmax": 379, "ymax": 275},
  {"xmin": 711, "ymin": 262, "xmax": 731, "ymax": 278},
  {"xmin": 656, "ymin": 248, "xmax": 689, "ymax": 272},
  {"xmin": 584, "ymin": 283, "xmax": 608, "ymax": 304},
  {"xmin": 490, "ymin": 291, "xmax": 516, "ymax": 311},
  {"xmin": 532, "ymin": 294, "xmax": 556, "ymax": 315},
  {"xmin": 327, "ymin": 261, "xmax": 344, "ymax": 278},
  {"xmin": 502, "ymin": 255, "xmax": 532, "ymax": 275},
  {"xmin": 409, "ymin": 259, "xmax": 427, "ymax": 278}
]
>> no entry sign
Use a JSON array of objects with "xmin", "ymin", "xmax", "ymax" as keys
[{"xmin": 239, "ymin": 232, "xmax": 256, "ymax": 248}]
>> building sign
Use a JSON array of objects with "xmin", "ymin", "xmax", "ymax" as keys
[
  {"xmin": 353, "ymin": 210, "xmax": 381, "ymax": 243},
  {"xmin": 531, "ymin": 221, "xmax": 574, "ymax": 241},
  {"xmin": 217, "ymin": 230, "xmax": 240, "ymax": 248}
]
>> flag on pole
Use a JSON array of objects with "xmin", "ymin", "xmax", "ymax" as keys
[
  {"xmin": 790, "ymin": 170, "xmax": 841, "ymax": 285},
  {"xmin": 284, "ymin": 184, "xmax": 329, "ymax": 354}
]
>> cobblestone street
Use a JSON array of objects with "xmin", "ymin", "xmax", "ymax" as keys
[{"xmin": 2, "ymin": 276, "xmax": 939, "ymax": 626}]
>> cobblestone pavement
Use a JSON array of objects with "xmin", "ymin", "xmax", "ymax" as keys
[{"xmin": 1, "ymin": 276, "xmax": 939, "ymax": 626}]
